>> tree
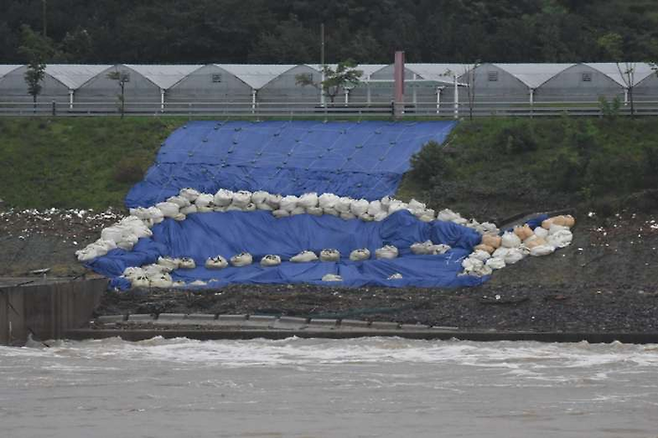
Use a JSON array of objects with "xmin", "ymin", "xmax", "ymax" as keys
[
  {"xmin": 296, "ymin": 60, "xmax": 363, "ymax": 104},
  {"xmin": 457, "ymin": 62, "xmax": 480, "ymax": 121},
  {"xmin": 106, "ymin": 70, "xmax": 130, "ymax": 119},
  {"xmin": 18, "ymin": 25, "xmax": 54, "ymax": 112},
  {"xmin": 599, "ymin": 32, "xmax": 638, "ymax": 117}
]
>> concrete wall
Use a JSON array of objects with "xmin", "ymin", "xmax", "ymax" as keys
[{"xmin": 0, "ymin": 278, "xmax": 107, "ymax": 346}]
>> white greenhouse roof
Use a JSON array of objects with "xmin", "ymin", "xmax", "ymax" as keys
[
  {"xmin": 44, "ymin": 64, "xmax": 112, "ymax": 89},
  {"xmin": 493, "ymin": 63, "xmax": 576, "ymax": 89},
  {"xmin": 219, "ymin": 64, "xmax": 296, "ymax": 90},
  {"xmin": 125, "ymin": 64, "xmax": 203, "ymax": 90},
  {"xmin": 408, "ymin": 63, "xmax": 471, "ymax": 83},
  {"xmin": 586, "ymin": 63, "xmax": 656, "ymax": 87},
  {"xmin": 0, "ymin": 65, "xmax": 22, "ymax": 78}
]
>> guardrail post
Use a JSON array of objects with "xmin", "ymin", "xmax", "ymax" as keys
[{"xmin": 52, "ymin": 100, "xmax": 56, "ymax": 117}]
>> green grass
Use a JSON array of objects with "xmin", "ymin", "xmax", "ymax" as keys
[{"xmin": 0, "ymin": 117, "xmax": 188, "ymax": 210}]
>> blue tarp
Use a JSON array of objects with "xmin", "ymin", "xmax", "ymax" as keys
[
  {"xmin": 89, "ymin": 211, "xmax": 486, "ymax": 289},
  {"xmin": 87, "ymin": 120, "xmax": 492, "ymax": 290},
  {"xmin": 126, "ymin": 121, "xmax": 457, "ymax": 207}
]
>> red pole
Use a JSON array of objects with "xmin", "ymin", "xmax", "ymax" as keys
[{"xmin": 394, "ymin": 51, "xmax": 405, "ymax": 118}]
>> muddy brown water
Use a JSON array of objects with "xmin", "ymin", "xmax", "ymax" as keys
[{"xmin": 1, "ymin": 338, "xmax": 657, "ymax": 438}]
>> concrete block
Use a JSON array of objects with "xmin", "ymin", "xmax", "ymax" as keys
[
  {"xmin": 247, "ymin": 315, "xmax": 277, "ymax": 324},
  {"xmin": 400, "ymin": 324, "xmax": 431, "ymax": 331},
  {"xmin": 218, "ymin": 314, "xmax": 248, "ymax": 323},
  {"xmin": 308, "ymin": 318, "xmax": 338, "ymax": 328},
  {"xmin": 430, "ymin": 325, "xmax": 459, "ymax": 331},
  {"xmin": 187, "ymin": 314, "xmax": 217, "ymax": 322},
  {"xmin": 95, "ymin": 315, "xmax": 124, "ymax": 324},
  {"xmin": 340, "ymin": 319, "xmax": 371, "ymax": 329},
  {"xmin": 369, "ymin": 321, "xmax": 401, "ymax": 330},
  {"xmin": 156, "ymin": 313, "xmax": 186, "ymax": 323},
  {"xmin": 128, "ymin": 314, "xmax": 154, "ymax": 322}
]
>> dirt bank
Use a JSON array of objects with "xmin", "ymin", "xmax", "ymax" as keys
[{"xmin": 2, "ymin": 206, "xmax": 657, "ymax": 333}]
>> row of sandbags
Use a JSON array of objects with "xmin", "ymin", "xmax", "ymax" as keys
[
  {"xmin": 129, "ymin": 187, "xmax": 500, "ymax": 232},
  {"xmin": 75, "ymin": 216, "xmax": 153, "ymax": 262},
  {"xmin": 120, "ymin": 242, "xmax": 453, "ymax": 288},
  {"xmin": 461, "ymin": 215, "xmax": 576, "ymax": 278}
]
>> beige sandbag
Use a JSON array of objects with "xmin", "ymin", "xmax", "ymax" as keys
[
  {"xmin": 541, "ymin": 218, "xmax": 554, "ymax": 229},
  {"xmin": 514, "ymin": 225, "xmax": 534, "ymax": 241},
  {"xmin": 482, "ymin": 235, "xmax": 502, "ymax": 249},
  {"xmin": 564, "ymin": 215, "xmax": 576, "ymax": 228},
  {"xmin": 524, "ymin": 237, "xmax": 548, "ymax": 250},
  {"xmin": 474, "ymin": 244, "xmax": 495, "ymax": 254}
]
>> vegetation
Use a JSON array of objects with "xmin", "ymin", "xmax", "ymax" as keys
[
  {"xmin": 295, "ymin": 60, "xmax": 363, "ymax": 103},
  {"xmin": 17, "ymin": 25, "xmax": 53, "ymax": 109},
  {"xmin": 1, "ymin": 0, "xmax": 657, "ymax": 64},
  {"xmin": 0, "ymin": 117, "xmax": 185, "ymax": 210},
  {"xmin": 406, "ymin": 118, "xmax": 658, "ymax": 219},
  {"xmin": 106, "ymin": 70, "xmax": 130, "ymax": 119}
]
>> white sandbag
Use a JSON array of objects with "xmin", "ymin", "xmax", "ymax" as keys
[
  {"xmin": 388, "ymin": 201, "xmax": 407, "ymax": 214},
  {"xmin": 100, "ymin": 226, "xmax": 125, "ymax": 243},
  {"xmin": 462, "ymin": 257, "xmax": 484, "ymax": 272},
  {"xmin": 272, "ymin": 209, "xmax": 290, "ymax": 219},
  {"xmin": 549, "ymin": 224, "xmax": 570, "ymax": 236},
  {"xmin": 320, "ymin": 249, "xmax": 340, "ymax": 262},
  {"xmin": 172, "ymin": 281, "xmax": 186, "ymax": 288},
  {"xmin": 129, "ymin": 207, "xmax": 150, "ymax": 220},
  {"xmin": 492, "ymin": 247, "xmax": 510, "ymax": 259},
  {"xmin": 375, "ymin": 245, "xmax": 398, "ymax": 260},
  {"xmin": 350, "ymin": 248, "xmax": 371, "ymax": 261},
  {"xmin": 470, "ymin": 250, "xmax": 491, "ymax": 262},
  {"xmin": 197, "ymin": 205, "xmax": 214, "ymax": 213},
  {"xmin": 179, "ymin": 257, "xmax": 196, "ymax": 269},
  {"xmin": 143, "ymin": 264, "xmax": 171, "ymax": 278},
  {"xmin": 431, "ymin": 244, "xmax": 451, "ymax": 255},
  {"xmin": 116, "ymin": 234, "xmax": 139, "ymax": 251},
  {"xmin": 411, "ymin": 240, "xmax": 434, "ymax": 255},
  {"xmin": 335, "ymin": 197, "xmax": 353, "ymax": 213},
  {"xmin": 547, "ymin": 230, "xmax": 573, "ymax": 249},
  {"xmin": 350, "ymin": 199, "xmax": 369, "ymax": 217},
  {"xmin": 260, "ymin": 254, "xmax": 282, "ymax": 267},
  {"xmin": 359, "ymin": 213, "xmax": 375, "ymax": 222},
  {"xmin": 180, "ymin": 205, "xmax": 198, "ymax": 215},
  {"xmin": 318, "ymin": 193, "xmax": 339, "ymax": 209},
  {"xmin": 504, "ymin": 248, "xmax": 525, "ymax": 265},
  {"xmin": 190, "ymin": 280, "xmax": 207, "ymax": 287},
  {"xmin": 158, "ymin": 256, "xmax": 181, "ymax": 271},
  {"xmin": 123, "ymin": 267, "xmax": 144, "ymax": 279},
  {"xmin": 418, "ymin": 214, "xmax": 435, "ymax": 223},
  {"xmin": 379, "ymin": 196, "xmax": 392, "ymax": 211},
  {"xmin": 438, "ymin": 209, "xmax": 460, "ymax": 222},
  {"xmin": 131, "ymin": 275, "xmax": 151, "ymax": 288},
  {"xmin": 266, "ymin": 194, "xmax": 282, "ymax": 209},
  {"xmin": 243, "ymin": 203, "xmax": 256, "ymax": 212},
  {"xmin": 290, "ymin": 206, "xmax": 306, "ymax": 216},
  {"xmin": 374, "ymin": 212, "xmax": 388, "ymax": 222},
  {"xmin": 251, "ymin": 190, "xmax": 269, "ymax": 205},
  {"xmin": 340, "ymin": 211, "xmax": 357, "ymax": 220},
  {"xmin": 388, "ymin": 273, "xmax": 403, "ymax": 280},
  {"xmin": 452, "ymin": 217, "xmax": 468, "ymax": 226},
  {"xmin": 150, "ymin": 275, "xmax": 173, "ymax": 289},
  {"xmin": 256, "ymin": 203, "xmax": 273, "ymax": 211},
  {"xmin": 534, "ymin": 226, "xmax": 549, "ymax": 239},
  {"xmin": 408, "ymin": 199, "xmax": 426, "ymax": 213},
  {"xmin": 156, "ymin": 202, "xmax": 180, "ymax": 218},
  {"xmin": 322, "ymin": 274, "xmax": 343, "ymax": 282},
  {"xmin": 205, "ymin": 256, "xmax": 228, "ymax": 270},
  {"xmin": 476, "ymin": 222, "xmax": 500, "ymax": 235},
  {"xmin": 291, "ymin": 251, "xmax": 318, "ymax": 263},
  {"xmin": 323, "ymin": 208, "xmax": 339, "ymax": 217},
  {"xmin": 486, "ymin": 257, "xmax": 506, "ymax": 270},
  {"xmin": 230, "ymin": 252, "xmax": 253, "ymax": 267},
  {"xmin": 280, "ymin": 195, "xmax": 299, "ymax": 212},
  {"xmin": 212, "ymin": 206, "xmax": 227, "ymax": 212},
  {"xmin": 306, "ymin": 207, "xmax": 324, "ymax": 216},
  {"xmin": 167, "ymin": 195, "xmax": 190, "ymax": 209},
  {"xmin": 75, "ymin": 238, "xmax": 116, "ymax": 262},
  {"xmin": 173, "ymin": 213, "xmax": 186, "ymax": 221},
  {"xmin": 501, "ymin": 232, "xmax": 522, "ymax": 248},
  {"xmin": 213, "ymin": 189, "xmax": 234, "ymax": 207},
  {"xmin": 231, "ymin": 190, "xmax": 252, "ymax": 208},
  {"xmin": 298, "ymin": 193, "xmax": 319, "ymax": 208},
  {"xmin": 367, "ymin": 200, "xmax": 382, "ymax": 217},
  {"xmin": 179, "ymin": 188, "xmax": 200, "ymax": 202},
  {"xmin": 195, "ymin": 193, "xmax": 214, "ymax": 208},
  {"xmin": 530, "ymin": 245, "xmax": 556, "ymax": 257}
]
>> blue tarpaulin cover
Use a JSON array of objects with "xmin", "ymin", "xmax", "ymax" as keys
[{"xmin": 87, "ymin": 121, "xmax": 490, "ymax": 290}]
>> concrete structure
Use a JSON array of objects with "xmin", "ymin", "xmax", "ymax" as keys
[{"xmin": 0, "ymin": 278, "xmax": 107, "ymax": 346}]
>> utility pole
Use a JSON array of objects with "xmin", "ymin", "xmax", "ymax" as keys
[
  {"xmin": 320, "ymin": 23, "xmax": 325, "ymax": 106},
  {"xmin": 42, "ymin": 0, "xmax": 47, "ymax": 37}
]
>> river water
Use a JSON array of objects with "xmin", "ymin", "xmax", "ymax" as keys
[{"xmin": 1, "ymin": 337, "xmax": 657, "ymax": 438}]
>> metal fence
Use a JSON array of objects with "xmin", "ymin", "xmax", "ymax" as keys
[{"xmin": 1, "ymin": 99, "xmax": 657, "ymax": 118}]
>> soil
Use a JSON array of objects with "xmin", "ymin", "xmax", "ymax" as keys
[{"xmin": 2, "ymin": 204, "xmax": 657, "ymax": 333}]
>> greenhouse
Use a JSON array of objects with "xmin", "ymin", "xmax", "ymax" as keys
[{"xmin": 0, "ymin": 62, "xmax": 655, "ymax": 114}]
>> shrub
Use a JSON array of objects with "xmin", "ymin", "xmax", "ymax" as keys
[
  {"xmin": 409, "ymin": 140, "xmax": 452, "ymax": 185},
  {"xmin": 113, "ymin": 156, "xmax": 147, "ymax": 184},
  {"xmin": 494, "ymin": 121, "xmax": 538, "ymax": 154}
]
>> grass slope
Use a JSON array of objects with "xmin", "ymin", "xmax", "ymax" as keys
[{"xmin": 0, "ymin": 117, "xmax": 188, "ymax": 210}]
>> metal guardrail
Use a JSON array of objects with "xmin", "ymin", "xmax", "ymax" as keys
[{"xmin": 1, "ymin": 100, "xmax": 657, "ymax": 118}]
